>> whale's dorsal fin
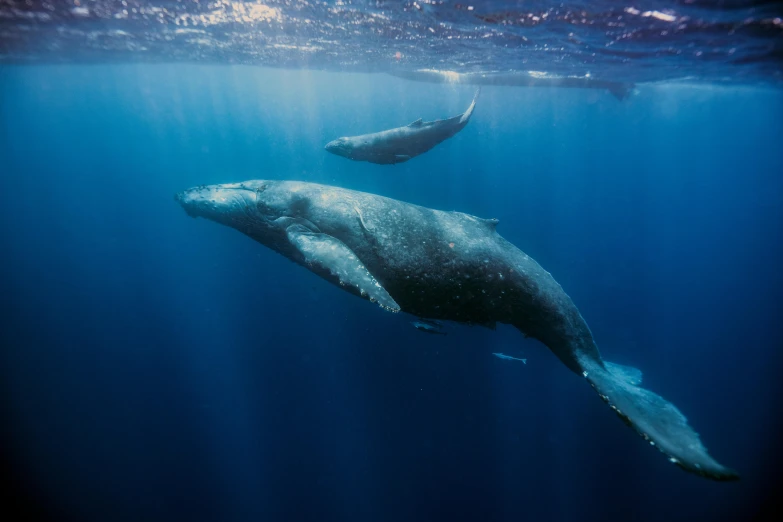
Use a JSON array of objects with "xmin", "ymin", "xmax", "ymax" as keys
[
  {"xmin": 285, "ymin": 225, "xmax": 400, "ymax": 313},
  {"xmin": 407, "ymin": 118, "xmax": 423, "ymax": 128},
  {"xmin": 463, "ymin": 214, "xmax": 499, "ymax": 231},
  {"xmin": 483, "ymin": 217, "xmax": 499, "ymax": 231}
]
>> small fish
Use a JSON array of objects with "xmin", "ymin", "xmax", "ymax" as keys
[
  {"xmin": 493, "ymin": 352, "xmax": 527, "ymax": 364},
  {"xmin": 411, "ymin": 321, "xmax": 446, "ymax": 335}
]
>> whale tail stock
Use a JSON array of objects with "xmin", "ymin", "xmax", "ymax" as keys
[
  {"xmin": 579, "ymin": 358, "xmax": 739, "ymax": 481},
  {"xmin": 459, "ymin": 87, "xmax": 481, "ymax": 125}
]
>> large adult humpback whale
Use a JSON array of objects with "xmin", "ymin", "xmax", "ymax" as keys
[
  {"xmin": 324, "ymin": 89, "xmax": 480, "ymax": 165},
  {"xmin": 176, "ymin": 180, "xmax": 738, "ymax": 481}
]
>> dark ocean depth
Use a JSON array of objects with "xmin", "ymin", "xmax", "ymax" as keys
[{"xmin": 1, "ymin": 65, "xmax": 782, "ymax": 522}]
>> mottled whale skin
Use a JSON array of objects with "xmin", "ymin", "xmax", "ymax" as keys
[
  {"xmin": 324, "ymin": 89, "xmax": 480, "ymax": 165},
  {"xmin": 177, "ymin": 180, "xmax": 738, "ymax": 481}
]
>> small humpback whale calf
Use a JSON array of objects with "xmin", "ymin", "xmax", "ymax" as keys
[
  {"xmin": 177, "ymin": 180, "xmax": 738, "ymax": 481},
  {"xmin": 493, "ymin": 352, "xmax": 527, "ymax": 364},
  {"xmin": 324, "ymin": 89, "xmax": 480, "ymax": 165}
]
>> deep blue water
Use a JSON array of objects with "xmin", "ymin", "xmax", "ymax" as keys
[{"xmin": 1, "ymin": 64, "xmax": 782, "ymax": 521}]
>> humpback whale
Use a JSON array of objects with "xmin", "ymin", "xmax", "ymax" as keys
[
  {"xmin": 324, "ymin": 89, "xmax": 480, "ymax": 165},
  {"xmin": 176, "ymin": 180, "xmax": 738, "ymax": 481}
]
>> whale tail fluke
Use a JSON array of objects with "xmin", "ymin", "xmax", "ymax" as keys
[
  {"xmin": 582, "ymin": 359, "xmax": 739, "ymax": 481},
  {"xmin": 459, "ymin": 87, "xmax": 481, "ymax": 125}
]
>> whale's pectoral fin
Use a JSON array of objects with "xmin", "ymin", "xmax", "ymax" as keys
[
  {"xmin": 285, "ymin": 225, "xmax": 400, "ymax": 313},
  {"xmin": 582, "ymin": 360, "xmax": 738, "ymax": 481}
]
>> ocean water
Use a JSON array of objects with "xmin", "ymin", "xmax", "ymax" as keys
[
  {"xmin": 2, "ymin": 63, "xmax": 781, "ymax": 522},
  {"xmin": 1, "ymin": 3, "xmax": 782, "ymax": 522}
]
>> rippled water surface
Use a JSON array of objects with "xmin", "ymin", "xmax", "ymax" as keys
[{"xmin": 1, "ymin": 1, "xmax": 781, "ymax": 85}]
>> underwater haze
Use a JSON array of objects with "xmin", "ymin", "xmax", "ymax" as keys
[
  {"xmin": 2, "ymin": 0, "xmax": 783, "ymax": 519},
  {"xmin": 1, "ymin": 63, "xmax": 782, "ymax": 522}
]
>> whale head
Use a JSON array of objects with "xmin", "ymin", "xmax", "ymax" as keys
[
  {"xmin": 176, "ymin": 181, "xmax": 265, "ymax": 222},
  {"xmin": 176, "ymin": 180, "xmax": 288, "ymax": 237},
  {"xmin": 176, "ymin": 180, "xmax": 321, "ymax": 245},
  {"xmin": 324, "ymin": 137, "xmax": 355, "ymax": 159}
]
